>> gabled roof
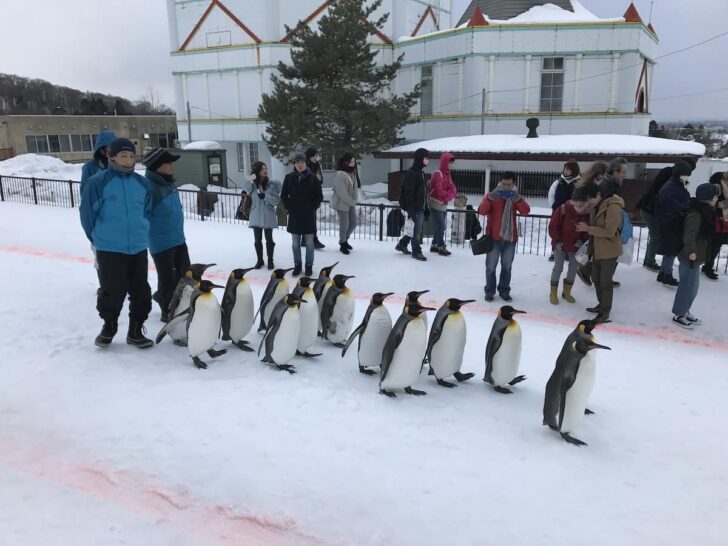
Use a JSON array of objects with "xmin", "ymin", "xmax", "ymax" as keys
[{"xmin": 457, "ymin": 0, "xmax": 574, "ymax": 26}]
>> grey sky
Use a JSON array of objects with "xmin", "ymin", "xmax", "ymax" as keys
[{"xmin": 1, "ymin": 0, "xmax": 726, "ymax": 121}]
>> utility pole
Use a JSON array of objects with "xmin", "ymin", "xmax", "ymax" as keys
[
  {"xmin": 480, "ymin": 89, "xmax": 487, "ymax": 135},
  {"xmin": 186, "ymin": 101, "xmax": 192, "ymax": 142}
]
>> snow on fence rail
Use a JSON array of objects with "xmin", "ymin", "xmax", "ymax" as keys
[{"xmin": 1, "ymin": 174, "xmax": 726, "ymax": 274}]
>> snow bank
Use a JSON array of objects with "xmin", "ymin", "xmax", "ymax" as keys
[
  {"xmin": 182, "ymin": 141, "xmax": 222, "ymax": 151},
  {"xmin": 0, "ymin": 154, "xmax": 82, "ymax": 180},
  {"xmin": 491, "ymin": 0, "xmax": 623, "ymax": 25}
]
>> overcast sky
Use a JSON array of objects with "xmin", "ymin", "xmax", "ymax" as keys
[{"xmin": 1, "ymin": 0, "xmax": 726, "ymax": 121}]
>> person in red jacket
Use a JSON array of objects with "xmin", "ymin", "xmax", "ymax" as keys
[
  {"xmin": 478, "ymin": 172, "xmax": 531, "ymax": 302},
  {"xmin": 428, "ymin": 152, "xmax": 458, "ymax": 256},
  {"xmin": 548, "ymin": 185, "xmax": 590, "ymax": 304}
]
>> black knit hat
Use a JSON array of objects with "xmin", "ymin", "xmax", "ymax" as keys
[
  {"xmin": 696, "ymin": 183, "xmax": 718, "ymax": 202},
  {"xmin": 305, "ymin": 147, "xmax": 318, "ymax": 160},
  {"xmin": 143, "ymin": 147, "xmax": 180, "ymax": 171},
  {"xmin": 673, "ymin": 160, "xmax": 693, "ymax": 178},
  {"xmin": 110, "ymin": 138, "xmax": 136, "ymax": 157}
]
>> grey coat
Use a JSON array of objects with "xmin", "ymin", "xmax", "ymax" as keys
[
  {"xmin": 331, "ymin": 171, "xmax": 358, "ymax": 212},
  {"xmin": 242, "ymin": 178, "xmax": 281, "ymax": 229}
]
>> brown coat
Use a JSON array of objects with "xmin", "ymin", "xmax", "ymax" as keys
[{"xmin": 588, "ymin": 195, "xmax": 624, "ymax": 260}]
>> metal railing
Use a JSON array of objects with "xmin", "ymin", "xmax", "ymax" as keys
[
  {"xmin": 1, "ymin": 173, "xmax": 727, "ymax": 274},
  {"xmin": 452, "ymin": 169, "xmax": 560, "ymax": 197}
]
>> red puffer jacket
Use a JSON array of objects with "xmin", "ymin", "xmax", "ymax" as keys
[
  {"xmin": 429, "ymin": 152, "xmax": 457, "ymax": 205},
  {"xmin": 478, "ymin": 192, "xmax": 531, "ymax": 242},
  {"xmin": 549, "ymin": 202, "xmax": 590, "ymax": 252}
]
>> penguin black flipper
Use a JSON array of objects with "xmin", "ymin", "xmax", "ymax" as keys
[
  {"xmin": 379, "ymin": 314, "xmax": 409, "ymax": 384},
  {"xmin": 258, "ymin": 313, "xmax": 282, "ymax": 361},
  {"xmin": 319, "ymin": 287, "xmax": 342, "ymax": 341},
  {"xmin": 341, "ymin": 323, "xmax": 364, "ymax": 357},
  {"xmin": 423, "ymin": 306, "xmax": 447, "ymax": 368},
  {"xmin": 155, "ymin": 309, "xmax": 190, "ymax": 344},
  {"xmin": 484, "ymin": 319, "xmax": 507, "ymax": 384},
  {"xmin": 255, "ymin": 279, "xmax": 278, "ymax": 330},
  {"xmin": 557, "ymin": 360, "xmax": 580, "ymax": 432},
  {"xmin": 168, "ymin": 278, "xmax": 192, "ymax": 317},
  {"xmin": 220, "ymin": 275, "xmax": 238, "ymax": 341},
  {"xmin": 543, "ymin": 367, "xmax": 562, "ymax": 429}
]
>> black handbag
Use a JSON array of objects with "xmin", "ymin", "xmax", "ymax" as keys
[{"xmin": 470, "ymin": 234, "xmax": 493, "ymax": 256}]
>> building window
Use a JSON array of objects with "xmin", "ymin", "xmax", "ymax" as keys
[
  {"xmin": 540, "ymin": 57, "xmax": 564, "ymax": 113},
  {"xmin": 25, "ymin": 135, "xmax": 37, "ymax": 154},
  {"xmin": 320, "ymin": 151, "xmax": 336, "ymax": 172},
  {"xmin": 35, "ymin": 135, "xmax": 49, "ymax": 154},
  {"xmin": 59, "ymin": 134, "xmax": 71, "ymax": 153},
  {"xmin": 420, "ymin": 64, "xmax": 434, "ymax": 116},
  {"xmin": 81, "ymin": 134, "xmax": 93, "ymax": 152},
  {"xmin": 48, "ymin": 135, "xmax": 61, "ymax": 153},
  {"xmin": 248, "ymin": 142, "xmax": 259, "ymax": 167},
  {"xmin": 237, "ymin": 142, "xmax": 261, "ymax": 173},
  {"xmin": 71, "ymin": 134, "xmax": 82, "ymax": 152}
]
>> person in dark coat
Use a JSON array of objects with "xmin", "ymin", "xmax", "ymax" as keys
[
  {"xmin": 395, "ymin": 148, "xmax": 430, "ymax": 261},
  {"xmin": 281, "ymin": 152, "xmax": 323, "ymax": 277},
  {"xmin": 598, "ymin": 157, "xmax": 628, "ymax": 199},
  {"xmin": 143, "ymin": 147, "xmax": 189, "ymax": 322},
  {"xmin": 655, "ymin": 160, "xmax": 694, "ymax": 286},
  {"xmin": 465, "ymin": 204, "xmax": 482, "ymax": 240},
  {"xmin": 305, "ymin": 147, "xmax": 326, "ymax": 250},
  {"xmin": 548, "ymin": 160, "xmax": 580, "ymax": 210},
  {"xmin": 702, "ymin": 171, "xmax": 728, "ymax": 280}
]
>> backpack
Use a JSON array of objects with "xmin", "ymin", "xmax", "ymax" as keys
[{"xmin": 619, "ymin": 210, "xmax": 633, "ymax": 245}]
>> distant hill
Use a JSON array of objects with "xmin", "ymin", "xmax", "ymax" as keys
[{"xmin": 0, "ymin": 73, "xmax": 174, "ymax": 116}]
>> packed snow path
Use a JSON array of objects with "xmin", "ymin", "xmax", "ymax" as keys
[{"xmin": 1, "ymin": 203, "xmax": 727, "ymax": 546}]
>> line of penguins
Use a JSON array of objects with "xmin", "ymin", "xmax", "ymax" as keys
[{"xmin": 156, "ymin": 262, "xmax": 612, "ymax": 447}]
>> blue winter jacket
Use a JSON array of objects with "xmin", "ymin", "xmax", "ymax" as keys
[
  {"xmin": 146, "ymin": 169, "xmax": 186, "ymax": 255},
  {"xmin": 80, "ymin": 164, "xmax": 152, "ymax": 255},
  {"xmin": 656, "ymin": 177, "xmax": 691, "ymax": 220},
  {"xmin": 80, "ymin": 130, "xmax": 117, "ymax": 189}
]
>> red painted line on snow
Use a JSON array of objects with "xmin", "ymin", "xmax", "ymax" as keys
[
  {"xmin": 0, "ymin": 437, "xmax": 323, "ymax": 546},
  {"xmin": 3, "ymin": 244, "xmax": 728, "ymax": 353}
]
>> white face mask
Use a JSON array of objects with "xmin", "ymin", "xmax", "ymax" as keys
[{"xmin": 680, "ymin": 175, "xmax": 690, "ymax": 184}]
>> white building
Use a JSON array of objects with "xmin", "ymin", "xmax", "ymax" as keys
[{"xmin": 165, "ymin": 0, "xmax": 659, "ymax": 186}]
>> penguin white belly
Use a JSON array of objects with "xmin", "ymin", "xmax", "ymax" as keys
[
  {"xmin": 430, "ymin": 313, "xmax": 466, "ymax": 379},
  {"xmin": 326, "ymin": 294, "xmax": 355, "ymax": 344},
  {"xmin": 264, "ymin": 282, "xmax": 288, "ymax": 327},
  {"xmin": 187, "ymin": 297, "xmax": 221, "ymax": 358},
  {"xmin": 170, "ymin": 287, "xmax": 194, "ymax": 342},
  {"xmin": 491, "ymin": 323, "xmax": 522, "ymax": 387},
  {"xmin": 559, "ymin": 353, "xmax": 597, "ymax": 433},
  {"xmin": 297, "ymin": 290, "xmax": 319, "ymax": 352},
  {"xmin": 229, "ymin": 282, "xmax": 254, "ymax": 342},
  {"xmin": 271, "ymin": 309, "xmax": 300, "ymax": 365},
  {"xmin": 381, "ymin": 319, "xmax": 426, "ymax": 390},
  {"xmin": 358, "ymin": 307, "xmax": 392, "ymax": 369}
]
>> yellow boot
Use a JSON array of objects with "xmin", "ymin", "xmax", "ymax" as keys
[
  {"xmin": 550, "ymin": 284, "xmax": 559, "ymax": 305},
  {"xmin": 562, "ymin": 281, "xmax": 576, "ymax": 304}
]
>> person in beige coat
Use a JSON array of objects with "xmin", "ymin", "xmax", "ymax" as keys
[
  {"xmin": 576, "ymin": 181, "xmax": 624, "ymax": 322},
  {"xmin": 331, "ymin": 153, "xmax": 359, "ymax": 255}
]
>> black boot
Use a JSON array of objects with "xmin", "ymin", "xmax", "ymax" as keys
[
  {"xmin": 266, "ymin": 242, "xmax": 275, "ymax": 270},
  {"xmin": 314, "ymin": 236, "xmax": 325, "ymax": 250},
  {"xmin": 127, "ymin": 321, "xmax": 153, "ymax": 349},
  {"xmin": 254, "ymin": 242, "xmax": 264, "ymax": 269},
  {"xmin": 95, "ymin": 320, "xmax": 118, "ymax": 348}
]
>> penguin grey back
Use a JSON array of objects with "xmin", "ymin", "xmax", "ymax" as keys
[
  {"xmin": 484, "ymin": 315, "xmax": 511, "ymax": 383},
  {"xmin": 379, "ymin": 312, "xmax": 417, "ymax": 382}
]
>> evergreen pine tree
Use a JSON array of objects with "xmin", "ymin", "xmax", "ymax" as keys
[{"xmin": 259, "ymin": 0, "xmax": 419, "ymax": 162}]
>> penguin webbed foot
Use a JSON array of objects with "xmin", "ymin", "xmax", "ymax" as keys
[
  {"xmin": 585, "ymin": 408, "xmax": 595, "ymax": 415},
  {"xmin": 509, "ymin": 375, "xmax": 526, "ymax": 386},
  {"xmin": 332, "ymin": 342, "xmax": 346, "ymax": 349},
  {"xmin": 427, "ymin": 367, "xmax": 435, "ymax": 376},
  {"xmin": 192, "ymin": 357, "xmax": 208, "ymax": 370},
  {"xmin": 561, "ymin": 433, "xmax": 588, "ymax": 447},
  {"xmin": 359, "ymin": 366, "xmax": 377, "ymax": 376},
  {"xmin": 296, "ymin": 350, "xmax": 322, "ymax": 358},
  {"xmin": 173, "ymin": 339, "xmax": 187, "ymax": 347},
  {"xmin": 207, "ymin": 349, "xmax": 227, "ymax": 358},
  {"xmin": 405, "ymin": 386, "xmax": 427, "ymax": 396},
  {"xmin": 379, "ymin": 389, "xmax": 397, "ymax": 398},
  {"xmin": 276, "ymin": 364, "xmax": 297, "ymax": 374},
  {"xmin": 494, "ymin": 386, "xmax": 513, "ymax": 394},
  {"xmin": 436, "ymin": 378, "xmax": 457, "ymax": 388},
  {"xmin": 454, "ymin": 372, "xmax": 475, "ymax": 382},
  {"xmin": 233, "ymin": 341, "xmax": 255, "ymax": 352}
]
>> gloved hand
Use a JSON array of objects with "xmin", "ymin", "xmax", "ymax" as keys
[{"xmin": 258, "ymin": 191, "xmax": 265, "ymax": 200}]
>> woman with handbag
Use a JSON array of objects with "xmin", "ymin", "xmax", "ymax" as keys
[
  {"xmin": 429, "ymin": 152, "xmax": 458, "ymax": 256},
  {"xmin": 242, "ymin": 161, "xmax": 281, "ymax": 270},
  {"xmin": 331, "ymin": 153, "xmax": 359, "ymax": 255}
]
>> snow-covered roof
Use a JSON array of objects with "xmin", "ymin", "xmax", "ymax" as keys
[
  {"xmin": 378, "ymin": 134, "xmax": 706, "ymax": 161},
  {"xmin": 182, "ymin": 141, "xmax": 223, "ymax": 151},
  {"xmin": 456, "ymin": 0, "xmax": 622, "ymax": 26}
]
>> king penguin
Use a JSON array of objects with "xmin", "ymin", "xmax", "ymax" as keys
[
  {"xmin": 156, "ymin": 280, "xmax": 228, "ymax": 369},
  {"xmin": 292, "ymin": 277, "xmax": 321, "ymax": 358},
  {"xmin": 320, "ymin": 275, "xmax": 356, "ymax": 347},
  {"xmin": 167, "ymin": 263, "xmax": 216, "ymax": 346},
  {"xmin": 484, "ymin": 305, "xmax": 527, "ymax": 394},
  {"xmin": 543, "ymin": 336, "xmax": 611, "ymax": 446},
  {"xmin": 258, "ymin": 294, "xmax": 305, "ymax": 374},
  {"xmin": 424, "ymin": 298, "xmax": 476, "ymax": 387},
  {"xmin": 341, "ymin": 292, "xmax": 394, "ymax": 375},
  {"xmin": 257, "ymin": 268, "xmax": 294, "ymax": 332},
  {"xmin": 379, "ymin": 301, "xmax": 435, "ymax": 397},
  {"xmin": 314, "ymin": 262, "xmax": 339, "ymax": 332},
  {"xmin": 403, "ymin": 290, "xmax": 430, "ymax": 329},
  {"xmin": 221, "ymin": 267, "xmax": 256, "ymax": 351}
]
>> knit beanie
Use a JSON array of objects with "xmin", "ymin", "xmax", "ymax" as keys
[
  {"xmin": 695, "ymin": 183, "xmax": 718, "ymax": 202},
  {"xmin": 110, "ymin": 138, "xmax": 136, "ymax": 157},
  {"xmin": 305, "ymin": 147, "xmax": 318, "ymax": 160},
  {"xmin": 293, "ymin": 152, "xmax": 307, "ymax": 163},
  {"xmin": 673, "ymin": 161, "xmax": 693, "ymax": 179}
]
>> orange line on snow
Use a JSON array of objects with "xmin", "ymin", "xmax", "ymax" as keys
[{"xmin": 3, "ymin": 245, "xmax": 728, "ymax": 353}]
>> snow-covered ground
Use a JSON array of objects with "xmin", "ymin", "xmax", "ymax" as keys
[{"xmin": 1, "ymin": 202, "xmax": 727, "ymax": 546}]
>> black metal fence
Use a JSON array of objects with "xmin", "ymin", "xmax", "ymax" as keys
[
  {"xmin": 452, "ymin": 169, "xmax": 559, "ymax": 198},
  {"xmin": 1, "ymin": 174, "xmax": 726, "ymax": 274}
]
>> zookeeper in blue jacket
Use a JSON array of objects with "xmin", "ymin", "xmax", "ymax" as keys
[
  {"xmin": 81, "ymin": 130, "xmax": 117, "ymax": 189},
  {"xmin": 143, "ymin": 147, "xmax": 190, "ymax": 322},
  {"xmin": 80, "ymin": 138, "xmax": 154, "ymax": 349}
]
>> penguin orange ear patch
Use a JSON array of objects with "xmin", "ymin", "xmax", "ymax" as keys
[
  {"xmin": 445, "ymin": 299, "xmax": 451, "ymax": 308},
  {"xmin": 579, "ymin": 325, "xmax": 585, "ymax": 332}
]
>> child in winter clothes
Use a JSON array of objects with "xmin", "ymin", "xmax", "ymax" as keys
[
  {"xmin": 548, "ymin": 185, "xmax": 590, "ymax": 304},
  {"xmin": 428, "ymin": 152, "xmax": 458, "ymax": 255}
]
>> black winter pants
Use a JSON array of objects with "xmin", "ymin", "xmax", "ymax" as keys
[
  {"xmin": 151, "ymin": 243, "xmax": 191, "ymax": 314},
  {"xmin": 253, "ymin": 227, "xmax": 274, "ymax": 244},
  {"xmin": 96, "ymin": 250, "xmax": 153, "ymax": 323}
]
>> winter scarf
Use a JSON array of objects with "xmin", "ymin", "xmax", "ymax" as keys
[{"xmin": 490, "ymin": 186, "xmax": 520, "ymax": 242}]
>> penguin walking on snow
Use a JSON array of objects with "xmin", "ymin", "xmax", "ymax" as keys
[
  {"xmin": 484, "ymin": 306, "xmax": 527, "ymax": 394},
  {"xmin": 156, "ymin": 280, "xmax": 228, "ymax": 369},
  {"xmin": 320, "ymin": 275, "xmax": 356, "ymax": 347},
  {"xmin": 404, "ymin": 290, "xmax": 430, "ymax": 328},
  {"xmin": 543, "ymin": 319, "xmax": 611, "ymax": 446},
  {"xmin": 314, "ymin": 262, "xmax": 339, "ymax": 332},
  {"xmin": 379, "ymin": 301, "xmax": 435, "ymax": 397},
  {"xmin": 341, "ymin": 292, "xmax": 394, "ymax": 375},
  {"xmin": 221, "ymin": 268, "xmax": 256, "ymax": 351},
  {"xmin": 257, "ymin": 268, "xmax": 294, "ymax": 332},
  {"xmin": 167, "ymin": 263, "xmax": 216, "ymax": 346},
  {"xmin": 424, "ymin": 299, "xmax": 476, "ymax": 387},
  {"xmin": 258, "ymin": 294, "xmax": 305, "ymax": 374},
  {"xmin": 292, "ymin": 277, "xmax": 321, "ymax": 358}
]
